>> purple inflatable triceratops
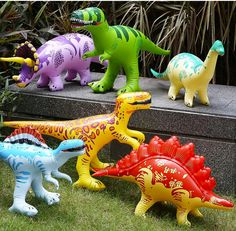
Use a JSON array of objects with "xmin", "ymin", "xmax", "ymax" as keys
[{"xmin": 0, "ymin": 33, "xmax": 106, "ymax": 91}]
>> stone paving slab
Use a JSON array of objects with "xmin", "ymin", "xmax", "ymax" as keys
[{"xmin": 9, "ymin": 72, "xmax": 236, "ymax": 117}]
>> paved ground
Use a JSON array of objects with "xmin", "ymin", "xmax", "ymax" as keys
[{"xmin": 9, "ymin": 72, "xmax": 236, "ymax": 117}]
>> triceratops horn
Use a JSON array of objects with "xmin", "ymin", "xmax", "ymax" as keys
[
  {"xmin": 24, "ymin": 58, "xmax": 35, "ymax": 67},
  {"xmin": 0, "ymin": 57, "xmax": 35, "ymax": 67},
  {"xmin": 12, "ymin": 75, "xmax": 20, "ymax": 81}
]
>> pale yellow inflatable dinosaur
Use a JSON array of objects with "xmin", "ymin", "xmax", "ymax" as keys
[{"xmin": 151, "ymin": 40, "xmax": 224, "ymax": 107}]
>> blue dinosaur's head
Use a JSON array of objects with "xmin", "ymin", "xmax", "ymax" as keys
[
  {"xmin": 70, "ymin": 7, "xmax": 106, "ymax": 31},
  {"xmin": 56, "ymin": 139, "xmax": 85, "ymax": 154},
  {"xmin": 211, "ymin": 40, "xmax": 224, "ymax": 56}
]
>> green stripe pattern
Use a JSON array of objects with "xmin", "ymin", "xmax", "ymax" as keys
[
  {"xmin": 113, "ymin": 26, "xmax": 122, "ymax": 40},
  {"xmin": 117, "ymin": 26, "xmax": 129, "ymax": 42},
  {"xmin": 90, "ymin": 7, "xmax": 101, "ymax": 22},
  {"xmin": 85, "ymin": 9, "xmax": 93, "ymax": 21},
  {"xmin": 127, "ymin": 27, "xmax": 139, "ymax": 38},
  {"xmin": 86, "ymin": 7, "xmax": 106, "ymax": 22},
  {"xmin": 76, "ymin": 11, "xmax": 84, "ymax": 20},
  {"xmin": 112, "ymin": 26, "xmax": 143, "ymax": 42}
]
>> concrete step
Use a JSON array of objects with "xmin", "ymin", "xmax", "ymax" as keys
[{"xmin": 3, "ymin": 72, "xmax": 236, "ymax": 194}]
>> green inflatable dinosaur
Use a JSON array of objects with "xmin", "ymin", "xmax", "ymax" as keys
[{"xmin": 70, "ymin": 7, "xmax": 170, "ymax": 95}]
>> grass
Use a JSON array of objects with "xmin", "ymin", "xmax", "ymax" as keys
[{"xmin": 0, "ymin": 155, "xmax": 235, "ymax": 231}]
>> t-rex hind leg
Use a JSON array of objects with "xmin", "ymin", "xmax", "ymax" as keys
[
  {"xmin": 117, "ymin": 61, "xmax": 140, "ymax": 95},
  {"xmin": 9, "ymin": 174, "xmax": 38, "ymax": 217},
  {"xmin": 91, "ymin": 155, "xmax": 113, "ymax": 170},
  {"xmin": 73, "ymin": 151, "xmax": 106, "ymax": 191},
  {"xmin": 89, "ymin": 61, "xmax": 120, "ymax": 93}
]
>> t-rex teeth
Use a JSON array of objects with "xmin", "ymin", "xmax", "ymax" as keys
[{"xmin": 70, "ymin": 18, "xmax": 94, "ymax": 26}]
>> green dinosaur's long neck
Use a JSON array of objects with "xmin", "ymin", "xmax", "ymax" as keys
[{"xmin": 202, "ymin": 50, "xmax": 219, "ymax": 83}]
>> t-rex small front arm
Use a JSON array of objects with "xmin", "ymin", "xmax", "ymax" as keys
[
  {"xmin": 82, "ymin": 49, "xmax": 102, "ymax": 59},
  {"xmin": 99, "ymin": 51, "xmax": 112, "ymax": 63},
  {"xmin": 126, "ymin": 129, "xmax": 145, "ymax": 144},
  {"xmin": 118, "ymin": 132, "xmax": 142, "ymax": 150},
  {"xmin": 83, "ymin": 49, "xmax": 112, "ymax": 64}
]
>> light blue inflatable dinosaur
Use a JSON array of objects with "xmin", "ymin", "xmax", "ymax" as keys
[{"xmin": 0, "ymin": 127, "xmax": 85, "ymax": 216}]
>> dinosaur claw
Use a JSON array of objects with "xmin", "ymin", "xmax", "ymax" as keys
[
  {"xmin": 185, "ymin": 103, "xmax": 193, "ymax": 107},
  {"xmin": 89, "ymin": 80, "xmax": 112, "ymax": 93},
  {"xmin": 9, "ymin": 202, "xmax": 38, "ymax": 217},
  {"xmin": 169, "ymin": 95, "xmax": 176, "ymax": 100},
  {"xmin": 73, "ymin": 177, "xmax": 106, "ymax": 191},
  {"xmin": 117, "ymin": 85, "xmax": 140, "ymax": 95},
  {"xmin": 82, "ymin": 54, "xmax": 88, "ymax": 60}
]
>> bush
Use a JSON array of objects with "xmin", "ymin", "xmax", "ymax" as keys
[{"xmin": 0, "ymin": 1, "xmax": 235, "ymax": 90}]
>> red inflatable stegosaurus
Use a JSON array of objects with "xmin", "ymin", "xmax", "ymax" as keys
[{"xmin": 93, "ymin": 136, "xmax": 234, "ymax": 226}]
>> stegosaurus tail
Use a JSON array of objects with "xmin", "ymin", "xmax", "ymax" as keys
[
  {"xmin": 95, "ymin": 136, "xmax": 216, "ymax": 192},
  {"xmin": 4, "ymin": 127, "xmax": 49, "ymax": 149}
]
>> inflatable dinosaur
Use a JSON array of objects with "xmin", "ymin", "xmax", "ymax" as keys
[
  {"xmin": 70, "ymin": 7, "xmax": 170, "ymax": 95},
  {"xmin": 0, "ymin": 33, "xmax": 106, "ymax": 91},
  {"xmin": 151, "ymin": 40, "xmax": 224, "ymax": 107},
  {"xmin": 0, "ymin": 127, "xmax": 85, "ymax": 216},
  {"xmin": 2, "ymin": 92, "xmax": 151, "ymax": 191},
  {"xmin": 93, "ymin": 136, "xmax": 234, "ymax": 226}
]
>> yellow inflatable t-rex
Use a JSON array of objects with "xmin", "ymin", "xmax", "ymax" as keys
[{"xmin": 2, "ymin": 92, "xmax": 151, "ymax": 191}]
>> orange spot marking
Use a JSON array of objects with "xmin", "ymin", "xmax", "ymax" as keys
[
  {"xmin": 91, "ymin": 122, "xmax": 99, "ymax": 128},
  {"xmin": 89, "ymin": 132, "xmax": 96, "ymax": 139},
  {"xmin": 83, "ymin": 126, "xmax": 90, "ymax": 133},
  {"xmin": 96, "ymin": 129, "xmax": 100, "ymax": 136},
  {"xmin": 109, "ymin": 126, "xmax": 115, "ymax": 131}
]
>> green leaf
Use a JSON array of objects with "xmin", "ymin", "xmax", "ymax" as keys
[
  {"xmin": 33, "ymin": 2, "xmax": 48, "ymax": 25},
  {"xmin": 0, "ymin": 1, "xmax": 11, "ymax": 16}
]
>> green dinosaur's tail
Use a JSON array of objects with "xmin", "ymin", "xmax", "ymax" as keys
[
  {"xmin": 141, "ymin": 37, "xmax": 170, "ymax": 56},
  {"xmin": 150, "ymin": 68, "xmax": 169, "ymax": 80}
]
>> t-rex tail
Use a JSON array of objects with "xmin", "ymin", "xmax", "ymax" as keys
[
  {"xmin": 150, "ymin": 68, "xmax": 169, "ymax": 80},
  {"xmin": 1, "ymin": 120, "xmax": 72, "ymax": 141},
  {"xmin": 141, "ymin": 36, "xmax": 170, "ymax": 56}
]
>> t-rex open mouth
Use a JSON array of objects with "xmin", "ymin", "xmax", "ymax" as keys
[
  {"xmin": 70, "ymin": 18, "xmax": 98, "ymax": 27},
  {"xmin": 129, "ymin": 98, "xmax": 152, "ymax": 105},
  {"xmin": 64, "ymin": 144, "xmax": 86, "ymax": 152}
]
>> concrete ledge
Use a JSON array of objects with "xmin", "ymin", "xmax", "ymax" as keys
[{"xmin": 3, "ymin": 72, "xmax": 236, "ymax": 194}]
